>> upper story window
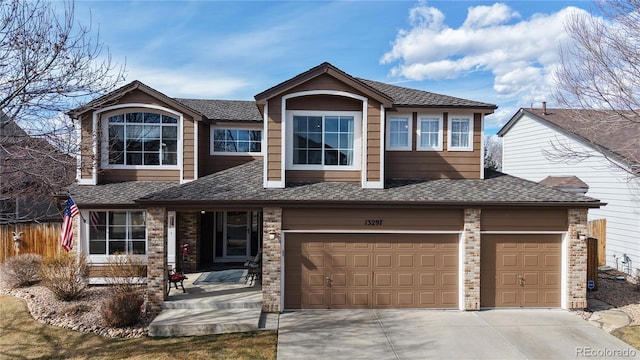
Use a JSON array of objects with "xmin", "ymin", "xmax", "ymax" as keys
[
  {"xmin": 386, "ymin": 116, "xmax": 412, "ymax": 151},
  {"xmin": 287, "ymin": 110, "xmax": 361, "ymax": 170},
  {"xmin": 448, "ymin": 116, "xmax": 474, "ymax": 151},
  {"xmin": 211, "ymin": 128, "xmax": 262, "ymax": 155},
  {"xmin": 107, "ymin": 112, "xmax": 178, "ymax": 166},
  {"xmin": 88, "ymin": 210, "xmax": 146, "ymax": 255},
  {"xmin": 417, "ymin": 116, "xmax": 443, "ymax": 151}
]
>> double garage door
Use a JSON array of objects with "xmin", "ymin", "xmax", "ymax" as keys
[
  {"xmin": 284, "ymin": 233, "xmax": 562, "ymax": 310},
  {"xmin": 284, "ymin": 233, "xmax": 458, "ymax": 309}
]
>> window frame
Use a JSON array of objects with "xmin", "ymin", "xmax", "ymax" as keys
[
  {"xmin": 100, "ymin": 109, "xmax": 181, "ymax": 170},
  {"xmin": 83, "ymin": 209, "xmax": 147, "ymax": 263},
  {"xmin": 385, "ymin": 115, "xmax": 413, "ymax": 151},
  {"xmin": 447, "ymin": 115, "xmax": 474, "ymax": 152},
  {"xmin": 417, "ymin": 115, "xmax": 443, "ymax": 151},
  {"xmin": 286, "ymin": 110, "xmax": 362, "ymax": 171},
  {"xmin": 210, "ymin": 126, "xmax": 263, "ymax": 156}
]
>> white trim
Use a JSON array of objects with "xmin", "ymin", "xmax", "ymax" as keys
[
  {"xmin": 89, "ymin": 277, "xmax": 147, "ymax": 285},
  {"xmin": 379, "ymin": 104, "xmax": 385, "ymax": 187},
  {"xmin": 416, "ymin": 114, "xmax": 444, "ymax": 151},
  {"xmin": 561, "ymin": 233, "xmax": 568, "ymax": 310},
  {"xmin": 96, "ymin": 104, "xmax": 184, "ymax": 173},
  {"xmin": 480, "ymin": 114, "xmax": 485, "ymax": 180},
  {"xmin": 280, "ymin": 231, "xmax": 286, "ymax": 312},
  {"xmin": 77, "ymin": 178, "xmax": 95, "ymax": 186},
  {"xmin": 285, "ymin": 110, "xmax": 362, "ymax": 171},
  {"xmin": 210, "ymin": 126, "xmax": 263, "ymax": 156},
  {"xmin": 193, "ymin": 118, "xmax": 199, "ymax": 181},
  {"xmin": 365, "ymin": 181, "xmax": 384, "ymax": 189},
  {"xmin": 458, "ymin": 233, "xmax": 465, "ymax": 311},
  {"xmin": 386, "ymin": 114, "xmax": 413, "ymax": 151},
  {"xmin": 361, "ymin": 99, "xmax": 369, "ymax": 188},
  {"xmin": 265, "ymin": 180, "xmax": 284, "ymax": 188},
  {"xmin": 280, "ymin": 97, "xmax": 287, "ymax": 186},
  {"xmin": 447, "ymin": 115, "xmax": 474, "ymax": 152},
  {"xmin": 90, "ymin": 112, "xmax": 99, "ymax": 185},
  {"xmin": 167, "ymin": 211, "xmax": 176, "ymax": 269}
]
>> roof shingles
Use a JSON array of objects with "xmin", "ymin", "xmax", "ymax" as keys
[{"xmin": 130, "ymin": 160, "xmax": 600, "ymax": 207}]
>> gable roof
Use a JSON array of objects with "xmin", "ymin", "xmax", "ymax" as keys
[
  {"xmin": 173, "ymin": 98, "xmax": 262, "ymax": 122},
  {"xmin": 254, "ymin": 62, "xmax": 394, "ymax": 107},
  {"xmin": 498, "ymin": 108, "xmax": 640, "ymax": 166},
  {"xmin": 357, "ymin": 78, "xmax": 497, "ymax": 111},
  {"xmin": 67, "ymin": 80, "xmax": 204, "ymax": 120},
  {"xmin": 114, "ymin": 159, "xmax": 602, "ymax": 208}
]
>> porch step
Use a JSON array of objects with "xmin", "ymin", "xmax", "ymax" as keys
[
  {"xmin": 148, "ymin": 307, "xmax": 262, "ymax": 337},
  {"xmin": 162, "ymin": 297, "xmax": 262, "ymax": 310}
]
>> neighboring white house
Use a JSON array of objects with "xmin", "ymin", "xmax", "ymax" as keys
[{"xmin": 498, "ymin": 106, "xmax": 640, "ymax": 273}]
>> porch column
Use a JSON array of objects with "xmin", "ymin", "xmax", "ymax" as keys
[
  {"xmin": 262, "ymin": 207, "xmax": 282, "ymax": 312},
  {"xmin": 462, "ymin": 208, "xmax": 481, "ymax": 310},
  {"xmin": 567, "ymin": 208, "xmax": 588, "ymax": 309},
  {"xmin": 177, "ymin": 211, "xmax": 199, "ymax": 272},
  {"xmin": 146, "ymin": 207, "xmax": 167, "ymax": 317}
]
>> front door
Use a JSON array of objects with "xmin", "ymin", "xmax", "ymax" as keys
[{"xmin": 223, "ymin": 211, "xmax": 250, "ymax": 260}]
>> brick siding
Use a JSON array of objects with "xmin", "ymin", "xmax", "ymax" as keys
[
  {"xmin": 567, "ymin": 208, "xmax": 588, "ymax": 309},
  {"xmin": 262, "ymin": 207, "xmax": 282, "ymax": 312},
  {"xmin": 146, "ymin": 207, "xmax": 167, "ymax": 317},
  {"xmin": 463, "ymin": 208, "xmax": 481, "ymax": 310},
  {"xmin": 177, "ymin": 211, "xmax": 199, "ymax": 272}
]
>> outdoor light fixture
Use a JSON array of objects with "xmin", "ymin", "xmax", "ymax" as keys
[
  {"xmin": 268, "ymin": 230, "xmax": 276, "ymax": 240},
  {"xmin": 578, "ymin": 232, "xmax": 587, "ymax": 241}
]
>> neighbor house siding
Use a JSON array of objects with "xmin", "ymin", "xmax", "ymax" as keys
[
  {"xmin": 502, "ymin": 114, "xmax": 640, "ymax": 268},
  {"xmin": 385, "ymin": 112, "xmax": 482, "ymax": 180}
]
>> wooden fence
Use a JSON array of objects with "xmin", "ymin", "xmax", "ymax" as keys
[
  {"xmin": 588, "ymin": 218, "xmax": 606, "ymax": 266},
  {"xmin": 0, "ymin": 223, "xmax": 62, "ymax": 263}
]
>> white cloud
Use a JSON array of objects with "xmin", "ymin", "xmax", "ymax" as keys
[
  {"xmin": 382, "ymin": 3, "xmax": 589, "ymax": 107},
  {"xmin": 462, "ymin": 3, "xmax": 520, "ymax": 28},
  {"xmin": 125, "ymin": 65, "xmax": 251, "ymax": 99}
]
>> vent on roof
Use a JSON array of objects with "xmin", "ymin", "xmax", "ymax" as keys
[{"xmin": 542, "ymin": 101, "xmax": 547, "ymax": 115}]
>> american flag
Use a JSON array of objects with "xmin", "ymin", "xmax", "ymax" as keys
[{"xmin": 60, "ymin": 196, "xmax": 79, "ymax": 251}]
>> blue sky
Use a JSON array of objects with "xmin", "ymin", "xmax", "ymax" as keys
[{"xmin": 74, "ymin": 0, "xmax": 598, "ymax": 135}]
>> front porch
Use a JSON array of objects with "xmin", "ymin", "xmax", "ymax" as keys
[{"xmin": 148, "ymin": 269, "xmax": 278, "ymax": 337}]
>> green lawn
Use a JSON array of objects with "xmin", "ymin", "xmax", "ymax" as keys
[{"xmin": 0, "ymin": 295, "xmax": 276, "ymax": 360}]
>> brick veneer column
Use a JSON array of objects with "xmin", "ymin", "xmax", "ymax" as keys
[
  {"xmin": 146, "ymin": 207, "xmax": 167, "ymax": 317},
  {"xmin": 567, "ymin": 208, "xmax": 588, "ymax": 309},
  {"xmin": 262, "ymin": 207, "xmax": 282, "ymax": 312},
  {"xmin": 177, "ymin": 211, "xmax": 199, "ymax": 272},
  {"xmin": 463, "ymin": 208, "xmax": 481, "ymax": 310}
]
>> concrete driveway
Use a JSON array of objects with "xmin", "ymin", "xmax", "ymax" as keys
[{"xmin": 277, "ymin": 309, "xmax": 639, "ymax": 360}]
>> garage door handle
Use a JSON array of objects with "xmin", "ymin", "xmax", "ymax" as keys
[
  {"xmin": 518, "ymin": 275, "xmax": 525, "ymax": 287},
  {"xmin": 326, "ymin": 276, "xmax": 332, "ymax": 287}
]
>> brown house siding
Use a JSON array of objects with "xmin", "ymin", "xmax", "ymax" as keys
[
  {"xmin": 366, "ymin": 103, "xmax": 381, "ymax": 182},
  {"xmin": 385, "ymin": 112, "xmax": 482, "ymax": 180},
  {"xmin": 79, "ymin": 116, "xmax": 94, "ymax": 180},
  {"xmin": 197, "ymin": 122, "xmax": 262, "ymax": 176},
  {"xmin": 285, "ymin": 170, "xmax": 360, "ymax": 183},
  {"xmin": 182, "ymin": 116, "xmax": 195, "ymax": 181},
  {"xmin": 267, "ymin": 98, "xmax": 282, "ymax": 182},
  {"xmin": 481, "ymin": 208, "xmax": 568, "ymax": 231},
  {"xmin": 100, "ymin": 169, "xmax": 180, "ymax": 182},
  {"xmin": 282, "ymin": 208, "xmax": 463, "ymax": 231}
]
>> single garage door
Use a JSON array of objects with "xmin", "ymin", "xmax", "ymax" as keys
[
  {"xmin": 284, "ymin": 233, "xmax": 458, "ymax": 309},
  {"xmin": 480, "ymin": 234, "xmax": 562, "ymax": 308}
]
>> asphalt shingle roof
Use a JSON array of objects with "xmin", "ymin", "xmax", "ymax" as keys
[
  {"xmin": 69, "ymin": 181, "xmax": 178, "ymax": 207},
  {"xmin": 173, "ymin": 98, "xmax": 262, "ymax": 122},
  {"xmin": 134, "ymin": 160, "xmax": 600, "ymax": 207},
  {"xmin": 516, "ymin": 108, "xmax": 640, "ymax": 165},
  {"xmin": 357, "ymin": 78, "xmax": 497, "ymax": 109}
]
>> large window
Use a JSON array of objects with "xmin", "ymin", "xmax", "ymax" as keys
[
  {"xmin": 107, "ymin": 112, "xmax": 178, "ymax": 166},
  {"xmin": 417, "ymin": 116, "xmax": 443, "ymax": 151},
  {"xmin": 211, "ymin": 128, "xmax": 262, "ymax": 154},
  {"xmin": 386, "ymin": 116, "xmax": 411, "ymax": 150},
  {"xmin": 292, "ymin": 114, "xmax": 356, "ymax": 167},
  {"xmin": 448, "ymin": 116, "xmax": 473, "ymax": 151},
  {"xmin": 88, "ymin": 211, "xmax": 146, "ymax": 255}
]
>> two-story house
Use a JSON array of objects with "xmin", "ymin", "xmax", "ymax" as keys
[
  {"xmin": 67, "ymin": 62, "xmax": 600, "ymax": 316},
  {"xmin": 499, "ymin": 106, "xmax": 640, "ymax": 273}
]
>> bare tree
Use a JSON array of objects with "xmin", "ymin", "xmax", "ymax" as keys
[
  {"xmin": 484, "ymin": 135, "xmax": 502, "ymax": 171},
  {"xmin": 0, "ymin": 0, "xmax": 124, "ymax": 224},
  {"xmin": 553, "ymin": 0, "xmax": 640, "ymax": 175}
]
